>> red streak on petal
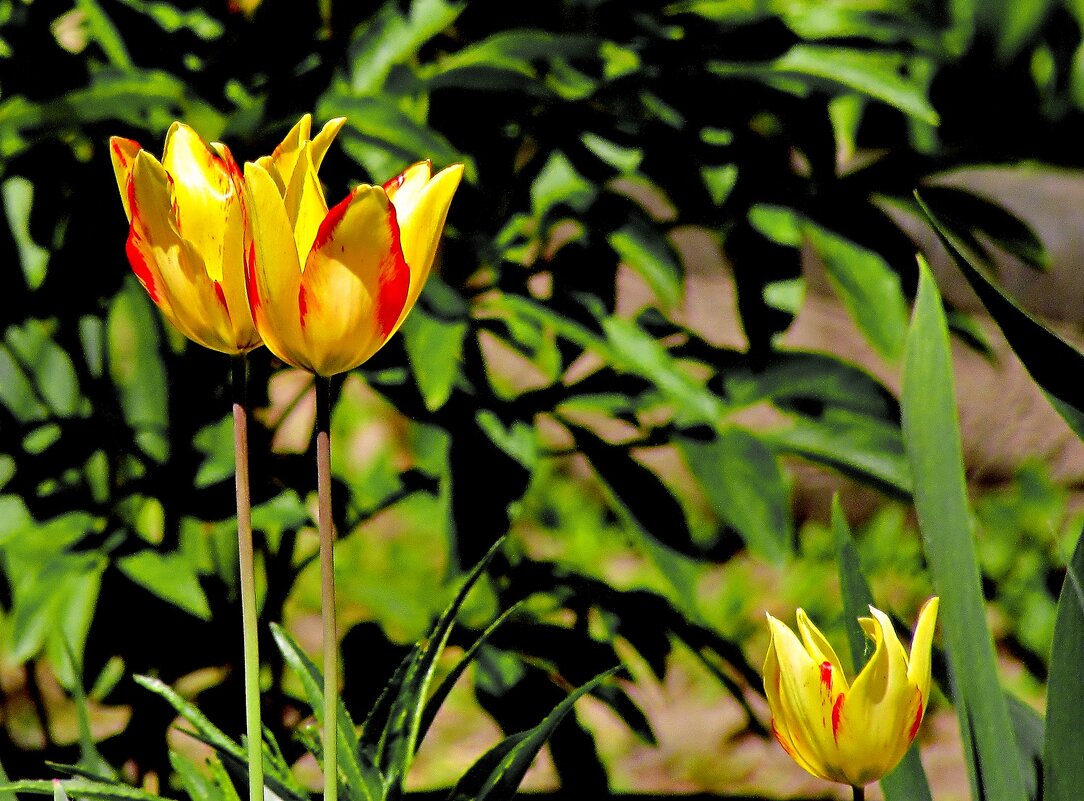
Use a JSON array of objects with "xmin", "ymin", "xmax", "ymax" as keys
[
  {"xmin": 111, "ymin": 138, "xmax": 140, "ymax": 168},
  {"xmin": 245, "ymin": 240, "xmax": 261, "ymax": 311},
  {"xmin": 298, "ymin": 283, "xmax": 308, "ymax": 329},
  {"xmin": 908, "ymin": 690, "xmax": 924, "ymax": 742},
  {"xmin": 374, "ymin": 205, "xmax": 409, "ymax": 339},
  {"xmin": 819, "ymin": 661, "xmax": 833, "ymax": 694},
  {"xmin": 831, "ymin": 693, "xmax": 845, "ymax": 742},
  {"xmin": 125, "ymin": 229, "xmax": 159, "ymax": 302},
  {"xmin": 311, "ymin": 192, "xmax": 353, "ymax": 253},
  {"xmin": 214, "ymin": 280, "xmax": 228, "ymax": 310},
  {"xmin": 771, "ymin": 720, "xmax": 798, "ymax": 759}
]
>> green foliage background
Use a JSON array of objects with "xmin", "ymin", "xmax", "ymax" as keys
[{"xmin": 2, "ymin": 0, "xmax": 1084, "ymax": 797}]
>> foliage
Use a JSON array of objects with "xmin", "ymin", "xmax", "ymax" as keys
[{"xmin": 1, "ymin": 0, "xmax": 1084, "ymax": 797}]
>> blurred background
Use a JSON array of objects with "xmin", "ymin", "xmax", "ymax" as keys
[{"xmin": 1, "ymin": 0, "xmax": 1084, "ymax": 798}]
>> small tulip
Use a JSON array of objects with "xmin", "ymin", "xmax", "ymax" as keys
[
  {"xmin": 763, "ymin": 598, "xmax": 939, "ymax": 788},
  {"xmin": 242, "ymin": 114, "xmax": 463, "ymax": 376},
  {"xmin": 109, "ymin": 123, "xmax": 260, "ymax": 354}
]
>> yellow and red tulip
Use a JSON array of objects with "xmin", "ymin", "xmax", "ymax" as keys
[
  {"xmin": 109, "ymin": 123, "xmax": 260, "ymax": 354},
  {"xmin": 242, "ymin": 114, "xmax": 463, "ymax": 376},
  {"xmin": 762, "ymin": 598, "xmax": 939, "ymax": 788}
]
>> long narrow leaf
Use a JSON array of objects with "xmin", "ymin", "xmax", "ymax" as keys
[
  {"xmin": 268, "ymin": 624, "xmax": 378, "ymax": 801},
  {"xmin": 1043, "ymin": 525, "xmax": 1084, "ymax": 801},
  {"xmin": 374, "ymin": 537, "xmax": 506, "ymax": 794},
  {"xmin": 901, "ymin": 258, "xmax": 1027, "ymax": 801},
  {"xmin": 446, "ymin": 667, "xmax": 620, "ymax": 801},
  {"xmin": 133, "ymin": 675, "xmax": 242, "ymax": 759},
  {"xmin": 0, "ymin": 781, "xmax": 162, "ymax": 801},
  {"xmin": 417, "ymin": 600, "xmax": 524, "ymax": 749},
  {"xmin": 916, "ymin": 193, "xmax": 1084, "ymax": 428},
  {"xmin": 831, "ymin": 496, "xmax": 933, "ymax": 801}
]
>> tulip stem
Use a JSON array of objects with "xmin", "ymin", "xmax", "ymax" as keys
[
  {"xmin": 852, "ymin": 786, "xmax": 865, "ymax": 801},
  {"xmin": 233, "ymin": 354, "xmax": 264, "ymax": 801},
  {"xmin": 316, "ymin": 376, "xmax": 337, "ymax": 801}
]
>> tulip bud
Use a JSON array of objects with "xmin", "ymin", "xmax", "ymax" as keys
[
  {"xmin": 763, "ymin": 598, "xmax": 939, "ymax": 788},
  {"xmin": 242, "ymin": 114, "xmax": 463, "ymax": 376},
  {"xmin": 109, "ymin": 123, "xmax": 260, "ymax": 355}
]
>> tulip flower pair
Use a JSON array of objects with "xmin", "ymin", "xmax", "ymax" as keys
[
  {"xmin": 763, "ymin": 598, "xmax": 939, "ymax": 794},
  {"xmin": 109, "ymin": 116, "xmax": 462, "ymax": 801},
  {"xmin": 109, "ymin": 115, "xmax": 463, "ymax": 373}
]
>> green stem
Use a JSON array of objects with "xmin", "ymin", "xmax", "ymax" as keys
[
  {"xmin": 316, "ymin": 376, "xmax": 337, "ymax": 801},
  {"xmin": 852, "ymin": 785, "xmax": 865, "ymax": 801},
  {"xmin": 233, "ymin": 354, "xmax": 263, "ymax": 801}
]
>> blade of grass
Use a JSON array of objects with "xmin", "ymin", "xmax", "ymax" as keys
[
  {"xmin": 901, "ymin": 257, "xmax": 1027, "ymax": 801},
  {"xmin": 1043, "ymin": 525, "xmax": 1084, "ymax": 801}
]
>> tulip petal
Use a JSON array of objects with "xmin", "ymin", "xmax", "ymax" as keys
[
  {"xmin": 110, "ymin": 136, "xmax": 142, "ymax": 222},
  {"xmin": 907, "ymin": 596, "xmax": 939, "ymax": 699},
  {"xmin": 284, "ymin": 142, "xmax": 329, "ymax": 262},
  {"xmin": 309, "ymin": 116, "xmax": 347, "ymax": 173},
  {"xmin": 299, "ymin": 184, "xmax": 409, "ymax": 375},
  {"xmin": 389, "ymin": 162, "xmax": 464, "ymax": 333},
  {"xmin": 763, "ymin": 616, "xmax": 835, "ymax": 783},
  {"xmin": 796, "ymin": 608, "xmax": 850, "ymax": 694},
  {"xmin": 128, "ymin": 151, "xmax": 235, "ymax": 351},
  {"xmin": 835, "ymin": 607, "xmax": 922, "ymax": 785},
  {"xmin": 161, "ymin": 122, "xmax": 234, "ymax": 283},
  {"xmin": 765, "ymin": 613, "xmax": 845, "ymax": 782},
  {"xmin": 210, "ymin": 141, "xmax": 260, "ymax": 351},
  {"xmin": 256, "ymin": 114, "xmax": 313, "ymax": 194},
  {"xmin": 383, "ymin": 160, "xmax": 432, "ymax": 206},
  {"xmin": 243, "ymin": 161, "xmax": 307, "ymax": 368}
]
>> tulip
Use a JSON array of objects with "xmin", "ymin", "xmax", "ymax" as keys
[
  {"xmin": 242, "ymin": 114, "xmax": 464, "ymax": 376},
  {"xmin": 109, "ymin": 123, "xmax": 260, "ymax": 354},
  {"xmin": 763, "ymin": 598, "xmax": 939, "ymax": 789}
]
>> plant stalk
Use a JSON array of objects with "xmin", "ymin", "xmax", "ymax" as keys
[
  {"xmin": 316, "ymin": 376, "xmax": 337, "ymax": 801},
  {"xmin": 852, "ymin": 785, "xmax": 865, "ymax": 801},
  {"xmin": 233, "ymin": 354, "xmax": 263, "ymax": 801}
]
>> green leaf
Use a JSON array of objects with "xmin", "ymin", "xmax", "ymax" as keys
[
  {"xmin": 607, "ymin": 220, "xmax": 683, "ymax": 312},
  {"xmin": 402, "ymin": 308, "xmax": 467, "ymax": 412},
  {"xmin": 74, "ymin": 0, "xmax": 133, "ymax": 69},
  {"xmin": 424, "ymin": 29, "xmax": 595, "ymax": 82},
  {"xmin": 367, "ymin": 538, "xmax": 506, "ymax": 794},
  {"xmin": 709, "ymin": 44, "xmax": 937, "ymax": 123},
  {"xmin": 1043, "ymin": 525, "xmax": 1084, "ymax": 801},
  {"xmin": 268, "ymin": 626, "xmax": 377, "ymax": 801},
  {"xmin": 170, "ymin": 751, "xmax": 221, "ymax": 801},
  {"xmin": 107, "ymin": 278, "xmax": 169, "ymax": 462},
  {"xmin": 446, "ymin": 667, "xmax": 620, "ymax": 801},
  {"xmin": 916, "ymin": 186, "xmax": 1048, "ymax": 271},
  {"xmin": 581, "ymin": 132, "xmax": 642, "ymax": 173},
  {"xmin": 135, "ymin": 674, "xmax": 243, "ymax": 755},
  {"xmin": 779, "ymin": 45, "xmax": 937, "ymax": 123},
  {"xmin": 901, "ymin": 258, "xmax": 1027, "ymax": 801},
  {"xmin": 530, "ymin": 151, "xmax": 597, "ymax": 218},
  {"xmin": 1006, "ymin": 694, "xmax": 1043, "ymax": 801},
  {"xmin": 831, "ymin": 497, "xmax": 933, "ymax": 801},
  {"xmin": 0, "ymin": 780, "xmax": 162, "ymax": 801},
  {"xmin": 763, "ymin": 407, "xmax": 910, "ymax": 495},
  {"xmin": 916, "ymin": 193, "xmax": 1084, "ymax": 433},
  {"xmin": 417, "ymin": 602, "xmax": 524, "ymax": 749},
  {"xmin": 2, "ymin": 177, "xmax": 49, "ymax": 290},
  {"xmin": 678, "ymin": 428, "xmax": 791, "ymax": 564},
  {"xmin": 317, "ymin": 95, "xmax": 471, "ymax": 181},
  {"xmin": 117, "ymin": 550, "xmax": 211, "ymax": 620},
  {"xmin": 347, "ymin": 0, "xmax": 466, "ymax": 95},
  {"xmin": 805, "ymin": 222, "xmax": 909, "ymax": 361}
]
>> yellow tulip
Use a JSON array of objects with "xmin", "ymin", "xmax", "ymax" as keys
[
  {"xmin": 242, "ymin": 114, "xmax": 464, "ymax": 376},
  {"xmin": 763, "ymin": 598, "xmax": 939, "ymax": 788},
  {"xmin": 109, "ymin": 123, "xmax": 260, "ymax": 354}
]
